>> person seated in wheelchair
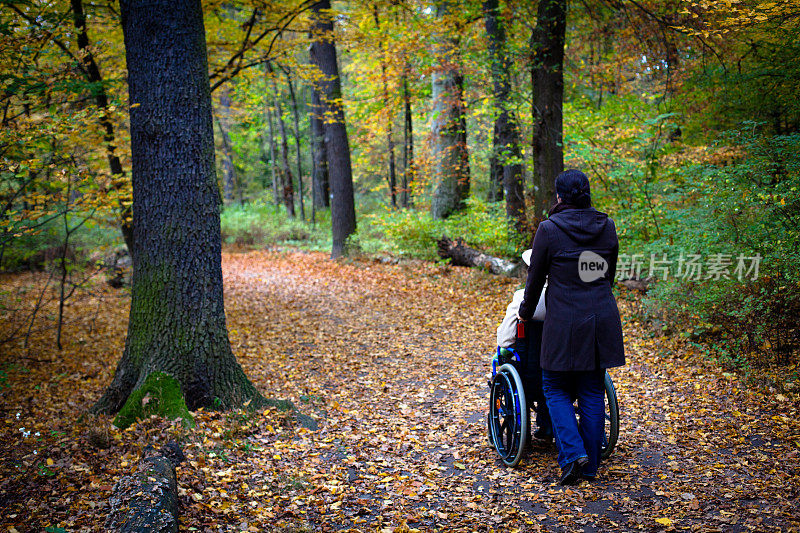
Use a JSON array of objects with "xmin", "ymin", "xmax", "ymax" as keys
[{"xmin": 496, "ymin": 249, "xmax": 552, "ymax": 442}]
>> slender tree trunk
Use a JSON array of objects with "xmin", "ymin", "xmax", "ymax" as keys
[
  {"xmin": 531, "ymin": 0, "xmax": 566, "ymax": 223},
  {"xmin": 487, "ymin": 122, "xmax": 503, "ymax": 202},
  {"xmin": 430, "ymin": 0, "xmax": 470, "ymax": 220},
  {"xmin": 306, "ymin": 87, "xmax": 316, "ymax": 225},
  {"xmin": 283, "ymin": 66, "xmax": 305, "ymax": 221},
  {"xmin": 401, "ymin": 68, "xmax": 414, "ymax": 208},
  {"xmin": 310, "ymin": 88, "xmax": 329, "ymax": 209},
  {"xmin": 70, "ymin": 0, "xmax": 133, "ymax": 252},
  {"xmin": 310, "ymin": 0, "xmax": 356, "ymax": 258},
  {"xmin": 266, "ymin": 104, "xmax": 279, "ymax": 206},
  {"xmin": 484, "ymin": 0, "xmax": 526, "ymax": 232},
  {"xmin": 217, "ymin": 88, "xmax": 236, "ymax": 204},
  {"xmin": 267, "ymin": 62, "xmax": 296, "ymax": 217},
  {"xmin": 94, "ymin": 0, "xmax": 264, "ymax": 415},
  {"xmin": 373, "ymin": 6, "xmax": 397, "ymax": 209}
]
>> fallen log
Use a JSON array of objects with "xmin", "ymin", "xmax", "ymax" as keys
[
  {"xmin": 105, "ymin": 442, "xmax": 185, "ymax": 533},
  {"xmin": 617, "ymin": 276, "xmax": 654, "ymax": 293},
  {"xmin": 437, "ymin": 236, "xmax": 521, "ymax": 276}
]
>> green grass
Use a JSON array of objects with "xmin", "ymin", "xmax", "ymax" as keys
[{"xmin": 220, "ymin": 201, "xmax": 330, "ymax": 250}]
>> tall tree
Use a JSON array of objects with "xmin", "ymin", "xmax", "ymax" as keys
[
  {"xmin": 310, "ymin": 87, "xmax": 330, "ymax": 209},
  {"xmin": 487, "ymin": 122, "xmax": 504, "ymax": 202},
  {"xmin": 531, "ymin": 0, "xmax": 567, "ymax": 222},
  {"xmin": 282, "ymin": 66, "xmax": 306, "ymax": 221},
  {"xmin": 69, "ymin": 0, "xmax": 133, "ymax": 252},
  {"xmin": 373, "ymin": 5, "xmax": 398, "ymax": 209},
  {"xmin": 216, "ymin": 87, "xmax": 237, "ymax": 204},
  {"xmin": 309, "ymin": 0, "xmax": 356, "ymax": 258},
  {"xmin": 94, "ymin": 0, "xmax": 264, "ymax": 414},
  {"xmin": 267, "ymin": 62, "xmax": 296, "ymax": 217},
  {"xmin": 265, "ymin": 106, "xmax": 281, "ymax": 206},
  {"xmin": 430, "ymin": 0, "xmax": 470, "ymax": 220},
  {"xmin": 484, "ymin": 0, "xmax": 526, "ymax": 232},
  {"xmin": 401, "ymin": 67, "xmax": 414, "ymax": 208}
]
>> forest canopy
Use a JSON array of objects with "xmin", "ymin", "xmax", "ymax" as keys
[{"xmin": 1, "ymin": 0, "xmax": 799, "ymax": 367}]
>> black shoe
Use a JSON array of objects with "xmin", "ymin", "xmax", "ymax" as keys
[{"xmin": 559, "ymin": 457, "xmax": 588, "ymax": 486}]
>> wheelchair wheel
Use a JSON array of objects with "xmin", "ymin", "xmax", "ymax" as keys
[
  {"xmin": 601, "ymin": 371, "xmax": 619, "ymax": 460},
  {"xmin": 488, "ymin": 363, "xmax": 528, "ymax": 467}
]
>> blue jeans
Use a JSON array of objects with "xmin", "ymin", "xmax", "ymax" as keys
[
  {"xmin": 517, "ymin": 321, "xmax": 551, "ymax": 435},
  {"xmin": 542, "ymin": 369, "xmax": 605, "ymax": 477}
]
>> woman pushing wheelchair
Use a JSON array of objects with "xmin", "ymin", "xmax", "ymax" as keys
[{"xmin": 491, "ymin": 169, "xmax": 625, "ymax": 485}]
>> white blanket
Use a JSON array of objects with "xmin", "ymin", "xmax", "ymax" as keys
[{"xmin": 496, "ymin": 286, "xmax": 546, "ymax": 348}]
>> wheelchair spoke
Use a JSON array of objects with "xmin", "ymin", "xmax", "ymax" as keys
[{"xmin": 488, "ymin": 364, "xmax": 528, "ymax": 467}]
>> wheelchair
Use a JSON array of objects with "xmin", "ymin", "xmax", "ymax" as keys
[{"xmin": 487, "ymin": 322, "xmax": 619, "ymax": 468}]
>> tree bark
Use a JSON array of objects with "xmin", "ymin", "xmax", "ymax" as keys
[
  {"xmin": 216, "ymin": 87, "xmax": 236, "ymax": 204},
  {"xmin": 310, "ymin": 0, "xmax": 356, "ymax": 258},
  {"xmin": 310, "ymin": 87, "xmax": 329, "ymax": 209},
  {"xmin": 70, "ymin": 0, "xmax": 133, "ymax": 252},
  {"xmin": 430, "ymin": 0, "xmax": 470, "ymax": 220},
  {"xmin": 283, "ymin": 66, "xmax": 306, "ymax": 221},
  {"xmin": 267, "ymin": 62, "xmax": 296, "ymax": 217},
  {"xmin": 484, "ymin": 0, "xmax": 526, "ymax": 232},
  {"xmin": 94, "ymin": 0, "xmax": 265, "ymax": 414},
  {"xmin": 105, "ymin": 443, "xmax": 184, "ymax": 533},
  {"xmin": 437, "ymin": 236, "xmax": 520, "ymax": 276},
  {"xmin": 401, "ymin": 68, "xmax": 414, "ymax": 208},
  {"xmin": 531, "ymin": 0, "xmax": 567, "ymax": 223}
]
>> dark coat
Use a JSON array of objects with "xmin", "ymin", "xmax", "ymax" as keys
[{"xmin": 518, "ymin": 207, "xmax": 625, "ymax": 371}]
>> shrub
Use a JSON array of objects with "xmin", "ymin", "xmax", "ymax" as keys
[
  {"xmin": 1, "ymin": 213, "xmax": 122, "ymax": 272},
  {"xmin": 635, "ymin": 129, "xmax": 800, "ymax": 369},
  {"xmin": 220, "ymin": 202, "xmax": 326, "ymax": 247},
  {"xmin": 366, "ymin": 197, "xmax": 525, "ymax": 260}
]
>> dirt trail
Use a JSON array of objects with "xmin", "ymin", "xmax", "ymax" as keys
[
  {"xmin": 212, "ymin": 251, "xmax": 800, "ymax": 532},
  {"xmin": 1, "ymin": 250, "xmax": 798, "ymax": 532}
]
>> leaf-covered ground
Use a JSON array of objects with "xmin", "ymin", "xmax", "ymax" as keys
[{"xmin": 1, "ymin": 250, "xmax": 799, "ymax": 532}]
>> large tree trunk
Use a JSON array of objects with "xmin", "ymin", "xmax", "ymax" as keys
[
  {"xmin": 267, "ymin": 62, "xmax": 296, "ymax": 218},
  {"xmin": 310, "ymin": 88, "xmax": 329, "ymax": 209},
  {"xmin": 94, "ymin": 0, "xmax": 264, "ymax": 414},
  {"xmin": 430, "ymin": 0, "xmax": 470, "ymax": 220},
  {"xmin": 216, "ymin": 87, "xmax": 236, "ymax": 204},
  {"xmin": 401, "ymin": 67, "xmax": 414, "ymax": 208},
  {"xmin": 310, "ymin": 0, "xmax": 356, "ymax": 258},
  {"xmin": 70, "ymin": 0, "xmax": 133, "ymax": 252},
  {"xmin": 531, "ymin": 0, "xmax": 567, "ymax": 223},
  {"xmin": 484, "ymin": 0, "xmax": 526, "ymax": 233},
  {"xmin": 283, "ymin": 66, "xmax": 306, "ymax": 221}
]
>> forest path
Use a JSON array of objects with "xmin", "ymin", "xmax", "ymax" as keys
[
  {"xmin": 2, "ymin": 250, "xmax": 797, "ymax": 532},
  {"xmin": 198, "ymin": 250, "xmax": 799, "ymax": 532}
]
